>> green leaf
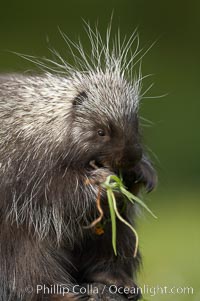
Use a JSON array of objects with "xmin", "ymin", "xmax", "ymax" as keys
[
  {"xmin": 107, "ymin": 189, "xmax": 117, "ymax": 256},
  {"xmin": 120, "ymin": 187, "xmax": 157, "ymax": 219},
  {"xmin": 110, "ymin": 190, "xmax": 139, "ymax": 258},
  {"xmin": 101, "ymin": 174, "xmax": 157, "ymax": 257}
]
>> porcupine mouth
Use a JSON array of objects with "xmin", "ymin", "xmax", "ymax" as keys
[
  {"xmin": 88, "ymin": 159, "xmax": 105, "ymax": 170},
  {"xmin": 88, "ymin": 158, "xmax": 119, "ymax": 175},
  {"xmin": 88, "ymin": 159, "xmax": 140, "ymax": 193}
]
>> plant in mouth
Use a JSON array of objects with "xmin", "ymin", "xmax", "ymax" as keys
[{"xmin": 85, "ymin": 172, "xmax": 157, "ymax": 257}]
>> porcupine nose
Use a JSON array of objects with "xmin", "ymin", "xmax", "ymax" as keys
[{"xmin": 116, "ymin": 144, "xmax": 143, "ymax": 169}]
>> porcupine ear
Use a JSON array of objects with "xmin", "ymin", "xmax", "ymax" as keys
[{"xmin": 73, "ymin": 91, "xmax": 88, "ymax": 106}]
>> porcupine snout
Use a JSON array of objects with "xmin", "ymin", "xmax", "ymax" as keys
[{"xmin": 115, "ymin": 143, "xmax": 143, "ymax": 169}]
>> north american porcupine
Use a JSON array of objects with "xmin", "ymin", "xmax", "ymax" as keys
[{"xmin": 0, "ymin": 25, "xmax": 157, "ymax": 301}]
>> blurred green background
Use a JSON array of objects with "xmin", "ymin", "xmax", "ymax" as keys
[{"xmin": 0, "ymin": 1, "xmax": 199, "ymax": 300}]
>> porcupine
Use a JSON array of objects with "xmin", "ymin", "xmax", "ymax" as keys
[{"xmin": 0, "ymin": 25, "xmax": 157, "ymax": 301}]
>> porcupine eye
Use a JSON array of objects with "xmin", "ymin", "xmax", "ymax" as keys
[{"xmin": 97, "ymin": 129, "xmax": 105, "ymax": 136}]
